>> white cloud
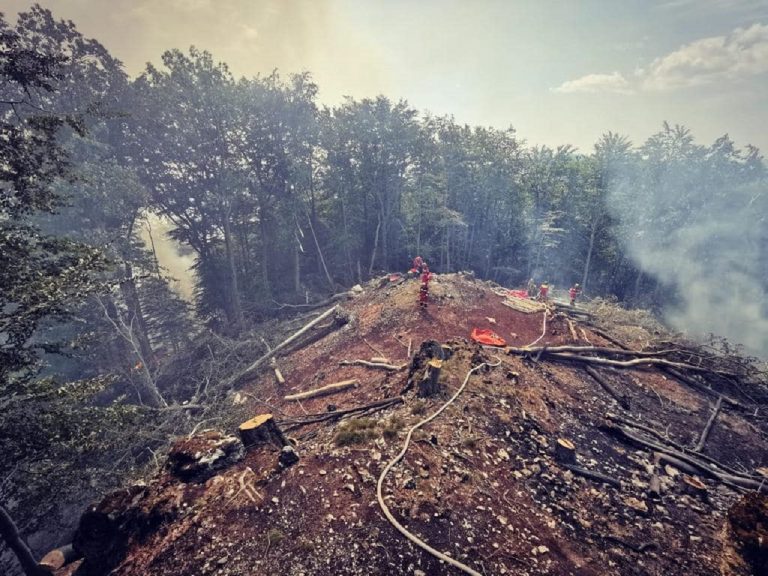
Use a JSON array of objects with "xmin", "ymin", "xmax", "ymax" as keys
[
  {"xmin": 552, "ymin": 71, "xmax": 633, "ymax": 94},
  {"xmin": 642, "ymin": 22, "xmax": 768, "ymax": 90},
  {"xmin": 554, "ymin": 22, "xmax": 768, "ymax": 94}
]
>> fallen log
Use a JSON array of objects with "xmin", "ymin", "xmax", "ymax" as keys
[
  {"xmin": 544, "ymin": 351, "xmax": 737, "ymax": 377},
  {"xmin": 563, "ymin": 463, "xmax": 622, "ymax": 488},
  {"xmin": 225, "ymin": 306, "xmax": 341, "ymax": 389},
  {"xmin": 238, "ymin": 414, "xmax": 290, "ymax": 448},
  {"xmin": 280, "ymin": 397, "xmax": 403, "ymax": 431},
  {"xmin": 600, "ymin": 422, "xmax": 763, "ymax": 491},
  {"xmin": 274, "ymin": 291, "xmax": 353, "ymax": 310},
  {"xmin": 38, "ymin": 544, "xmax": 81, "ymax": 572},
  {"xmin": 607, "ymin": 413, "xmax": 761, "ymax": 481},
  {"xmin": 656, "ymin": 452, "xmax": 699, "ymax": 476},
  {"xmin": 662, "ymin": 367, "xmax": 742, "ymax": 409},
  {"xmin": 339, "ymin": 359, "xmax": 405, "ymax": 371},
  {"xmin": 585, "ymin": 365, "xmax": 631, "ymax": 410},
  {"xmin": 694, "ymin": 396, "xmax": 723, "ymax": 452},
  {"xmin": 284, "ymin": 379, "xmax": 358, "ymax": 402},
  {"xmin": 508, "ymin": 344, "xmax": 689, "ymax": 358}
]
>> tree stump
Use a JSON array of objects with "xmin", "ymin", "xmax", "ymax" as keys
[
  {"xmin": 418, "ymin": 359, "xmax": 443, "ymax": 397},
  {"xmin": 238, "ymin": 414, "xmax": 289, "ymax": 448},
  {"xmin": 555, "ymin": 438, "xmax": 577, "ymax": 465},
  {"xmin": 39, "ymin": 544, "xmax": 81, "ymax": 572}
]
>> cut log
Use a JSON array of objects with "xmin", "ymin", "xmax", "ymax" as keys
[
  {"xmin": 238, "ymin": 414, "xmax": 289, "ymax": 448},
  {"xmin": 585, "ymin": 366, "xmax": 631, "ymax": 410},
  {"xmin": 38, "ymin": 544, "xmax": 81, "ymax": 572},
  {"xmin": 567, "ymin": 319, "xmax": 578, "ymax": 341},
  {"xmin": 370, "ymin": 356, "xmax": 390, "ymax": 364},
  {"xmin": 339, "ymin": 359, "xmax": 405, "ymax": 371},
  {"xmin": 555, "ymin": 438, "xmax": 577, "ymax": 465},
  {"xmin": 269, "ymin": 358, "xmax": 285, "ymax": 385},
  {"xmin": 418, "ymin": 359, "xmax": 443, "ymax": 397},
  {"xmin": 284, "ymin": 379, "xmax": 358, "ymax": 402},
  {"xmin": 694, "ymin": 396, "xmax": 723, "ymax": 452},
  {"xmin": 564, "ymin": 464, "xmax": 622, "ymax": 488}
]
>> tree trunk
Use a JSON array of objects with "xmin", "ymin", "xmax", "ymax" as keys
[
  {"xmin": 306, "ymin": 209, "xmax": 335, "ymax": 290},
  {"xmin": 222, "ymin": 212, "xmax": 244, "ymax": 332},
  {"xmin": 119, "ymin": 262, "xmax": 153, "ymax": 368},
  {"xmin": 368, "ymin": 215, "xmax": 381, "ymax": 276},
  {"xmin": 581, "ymin": 216, "xmax": 599, "ymax": 293},
  {"xmin": 0, "ymin": 504, "xmax": 47, "ymax": 576}
]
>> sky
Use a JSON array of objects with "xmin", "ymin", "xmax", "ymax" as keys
[{"xmin": 5, "ymin": 0, "xmax": 768, "ymax": 152}]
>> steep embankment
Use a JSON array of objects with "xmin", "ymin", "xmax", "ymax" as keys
[{"xmin": 56, "ymin": 273, "xmax": 768, "ymax": 576}]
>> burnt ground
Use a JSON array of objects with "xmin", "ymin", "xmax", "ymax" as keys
[{"xmin": 59, "ymin": 273, "xmax": 768, "ymax": 576}]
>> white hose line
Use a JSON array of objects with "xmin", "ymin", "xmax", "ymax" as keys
[
  {"xmin": 376, "ymin": 357, "xmax": 501, "ymax": 576},
  {"xmin": 524, "ymin": 310, "xmax": 548, "ymax": 349}
]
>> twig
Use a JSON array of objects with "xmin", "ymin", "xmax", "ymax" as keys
[{"xmin": 694, "ymin": 396, "xmax": 723, "ymax": 452}]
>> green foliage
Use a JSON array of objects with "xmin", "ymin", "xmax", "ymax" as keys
[{"xmin": 333, "ymin": 418, "xmax": 379, "ymax": 446}]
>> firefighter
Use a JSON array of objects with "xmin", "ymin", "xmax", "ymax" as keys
[
  {"xmin": 410, "ymin": 255, "xmax": 424, "ymax": 275},
  {"xmin": 569, "ymin": 283, "xmax": 581, "ymax": 306},
  {"xmin": 418, "ymin": 263, "xmax": 431, "ymax": 309},
  {"xmin": 527, "ymin": 278, "xmax": 537, "ymax": 298},
  {"xmin": 537, "ymin": 281, "xmax": 549, "ymax": 302}
]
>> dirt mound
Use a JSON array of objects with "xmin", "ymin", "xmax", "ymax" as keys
[{"xmin": 59, "ymin": 273, "xmax": 768, "ymax": 576}]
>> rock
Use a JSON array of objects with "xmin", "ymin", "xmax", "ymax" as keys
[
  {"xmin": 624, "ymin": 496, "xmax": 649, "ymax": 514},
  {"xmin": 279, "ymin": 445, "xmax": 300, "ymax": 468},
  {"xmin": 351, "ymin": 284, "xmax": 364, "ymax": 294}
]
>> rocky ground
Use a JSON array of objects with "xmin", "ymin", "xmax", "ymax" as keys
[{"xmin": 56, "ymin": 273, "xmax": 768, "ymax": 576}]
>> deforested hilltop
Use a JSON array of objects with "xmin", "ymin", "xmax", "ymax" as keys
[{"xmin": 48, "ymin": 273, "xmax": 768, "ymax": 576}]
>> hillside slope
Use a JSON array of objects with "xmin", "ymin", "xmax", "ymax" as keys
[{"xmin": 56, "ymin": 273, "xmax": 768, "ymax": 576}]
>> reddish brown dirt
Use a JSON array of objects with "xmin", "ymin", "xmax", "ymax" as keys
[{"xmin": 63, "ymin": 273, "xmax": 768, "ymax": 576}]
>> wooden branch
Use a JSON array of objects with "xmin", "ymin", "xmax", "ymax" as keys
[
  {"xmin": 567, "ymin": 319, "xmax": 578, "ymax": 341},
  {"xmin": 563, "ymin": 463, "xmax": 622, "ymax": 488},
  {"xmin": 546, "ymin": 351, "xmax": 737, "ymax": 377},
  {"xmin": 280, "ymin": 397, "xmax": 403, "ymax": 431},
  {"xmin": 585, "ymin": 366, "xmax": 631, "ymax": 410},
  {"xmin": 284, "ymin": 379, "xmax": 358, "ymax": 401},
  {"xmin": 269, "ymin": 358, "xmax": 285, "ymax": 385},
  {"xmin": 339, "ymin": 359, "xmax": 405, "ymax": 371},
  {"xmin": 662, "ymin": 367, "xmax": 742, "ymax": 408},
  {"xmin": 0, "ymin": 504, "xmax": 47, "ymax": 576},
  {"xmin": 606, "ymin": 413, "xmax": 760, "ymax": 480},
  {"xmin": 508, "ymin": 344, "xmax": 677, "ymax": 358},
  {"xmin": 694, "ymin": 396, "xmax": 723, "ymax": 452},
  {"xmin": 274, "ymin": 292, "xmax": 352, "ymax": 310},
  {"xmin": 600, "ymin": 422, "xmax": 763, "ymax": 491},
  {"xmin": 225, "ymin": 305, "xmax": 339, "ymax": 388}
]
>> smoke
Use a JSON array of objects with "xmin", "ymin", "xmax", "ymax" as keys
[
  {"xmin": 139, "ymin": 216, "xmax": 196, "ymax": 301},
  {"xmin": 609, "ymin": 158, "xmax": 768, "ymax": 358}
]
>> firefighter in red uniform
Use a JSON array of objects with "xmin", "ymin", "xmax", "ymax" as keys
[
  {"xmin": 537, "ymin": 282, "xmax": 549, "ymax": 302},
  {"xmin": 569, "ymin": 283, "xmax": 581, "ymax": 306},
  {"xmin": 418, "ymin": 263, "xmax": 431, "ymax": 309}
]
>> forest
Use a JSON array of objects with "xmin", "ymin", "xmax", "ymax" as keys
[{"xmin": 1, "ymin": 6, "xmax": 767, "ymax": 574}]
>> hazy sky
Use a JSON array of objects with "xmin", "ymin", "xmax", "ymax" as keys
[{"xmin": 5, "ymin": 0, "xmax": 768, "ymax": 152}]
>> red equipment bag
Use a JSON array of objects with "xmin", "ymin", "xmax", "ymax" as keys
[{"xmin": 470, "ymin": 328, "xmax": 506, "ymax": 347}]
